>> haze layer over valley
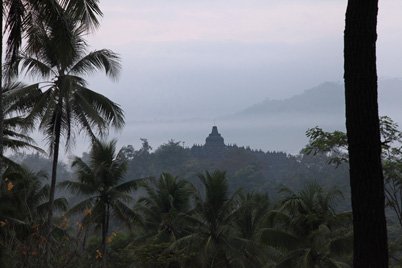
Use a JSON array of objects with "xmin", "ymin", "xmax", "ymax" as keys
[{"xmin": 102, "ymin": 78, "xmax": 402, "ymax": 155}]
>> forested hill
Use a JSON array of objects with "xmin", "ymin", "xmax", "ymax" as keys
[
  {"xmin": 223, "ymin": 78, "xmax": 402, "ymax": 119},
  {"xmin": 232, "ymin": 82, "xmax": 344, "ymax": 117}
]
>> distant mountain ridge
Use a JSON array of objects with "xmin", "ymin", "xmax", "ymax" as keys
[
  {"xmin": 231, "ymin": 82, "xmax": 344, "ymax": 117},
  {"xmin": 226, "ymin": 78, "xmax": 402, "ymax": 119}
]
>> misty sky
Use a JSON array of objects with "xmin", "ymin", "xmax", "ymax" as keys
[
  {"xmin": 31, "ymin": 0, "xmax": 402, "ymax": 157},
  {"xmin": 86, "ymin": 0, "xmax": 402, "ymax": 120}
]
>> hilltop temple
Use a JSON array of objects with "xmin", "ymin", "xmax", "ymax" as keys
[{"xmin": 191, "ymin": 126, "xmax": 227, "ymax": 159}]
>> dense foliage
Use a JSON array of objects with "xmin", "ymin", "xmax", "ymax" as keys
[
  {"xmin": 0, "ymin": 137, "xmax": 355, "ymax": 267},
  {"xmin": 0, "ymin": 1, "xmax": 400, "ymax": 267},
  {"xmin": 0, "ymin": 154, "xmax": 354, "ymax": 267}
]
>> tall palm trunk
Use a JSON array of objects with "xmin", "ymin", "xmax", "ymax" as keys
[
  {"xmin": 344, "ymin": 0, "xmax": 388, "ymax": 267},
  {"xmin": 45, "ymin": 115, "xmax": 62, "ymax": 268},
  {"xmin": 101, "ymin": 203, "xmax": 110, "ymax": 268}
]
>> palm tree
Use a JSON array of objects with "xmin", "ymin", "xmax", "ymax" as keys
[
  {"xmin": 135, "ymin": 173, "xmax": 194, "ymax": 242},
  {"xmin": 132, "ymin": 173, "xmax": 193, "ymax": 268},
  {"xmin": 260, "ymin": 181, "xmax": 352, "ymax": 268},
  {"xmin": 60, "ymin": 139, "xmax": 140, "ymax": 268},
  {"xmin": 1, "ymin": 165, "xmax": 68, "ymax": 223},
  {"xmin": 171, "ymin": 170, "xmax": 244, "ymax": 268},
  {"xmin": 232, "ymin": 192, "xmax": 276, "ymax": 267},
  {"xmin": 1, "ymin": 0, "xmax": 103, "ymax": 180},
  {"xmin": 10, "ymin": 11, "xmax": 124, "ymax": 265}
]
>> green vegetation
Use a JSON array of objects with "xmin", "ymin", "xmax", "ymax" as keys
[
  {"xmin": 3, "ymin": 2, "xmax": 124, "ymax": 266},
  {"xmin": 0, "ymin": 1, "xmax": 399, "ymax": 267},
  {"xmin": 304, "ymin": 116, "xmax": 402, "ymax": 266},
  {"xmin": 0, "ymin": 140, "xmax": 356, "ymax": 267},
  {"xmin": 61, "ymin": 139, "xmax": 139, "ymax": 268}
]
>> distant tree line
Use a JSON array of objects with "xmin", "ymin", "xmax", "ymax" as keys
[{"xmin": 118, "ymin": 139, "xmax": 350, "ymax": 202}]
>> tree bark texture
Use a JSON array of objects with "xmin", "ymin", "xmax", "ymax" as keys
[
  {"xmin": 344, "ymin": 0, "xmax": 388, "ymax": 267},
  {"xmin": 101, "ymin": 203, "xmax": 110, "ymax": 268},
  {"xmin": 0, "ymin": 0, "xmax": 4, "ymax": 180},
  {"xmin": 0, "ymin": 0, "xmax": 4, "ymax": 262},
  {"xmin": 45, "ymin": 117, "xmax": 62, "ymax": 268}
]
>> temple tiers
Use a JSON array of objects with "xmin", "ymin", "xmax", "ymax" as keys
[
  {"xmin": 191, "ymin": 126, "xmax": 227, "ymax": 160},
  {"xmin": 205, "ymin": 126, "xmax": 225, "ymax": 148}
]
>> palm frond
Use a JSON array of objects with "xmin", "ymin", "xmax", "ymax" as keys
[
  {"xmin": 112, "ymin": 199, "xmax": 141, "ymax": 227},
  {"xmin": 70, "ymin": 49, "xmax": 121, "ymax": 80},
  {"xmin": 19, "ymin": 55, "xmax": 55, "ymax": 79},
  {"xmin": 109, "ymin": 190, "xmax": 133, "ymax": 203},
  {"xmin": 64, "ymin": 198, "xmax": 95, "ymax": 218},
  {"xmin": 3, "ymin": 137, "xmax": 46, "ymax": 154},
  {"xmin": 114, "ymin": 178, "xmax": 147, "ymax": 194},
  {"xmin": 58, "ymin": 180, "xmax": 97, "ymax": 196},
  {"xmin": 37, "ymin": 197, "xmax": 68, "ymax": 216},
  {"xmin": 4, "ymin": 0, "xmax": 25, "ymax": 79},
  {"xmin": 329, "ymin": 232, "xmax": 353, "ymax": 257},
  {"xmin": 62, "ymin": 0, "xmax": 103, "ymax": 32},
  {"xmin": 4, "ymin": 83, "xmax": 42, "ymax": 118},
  {"xmin": 260, "ymin": 228, "xmax": 300, "ymax": 251},
  {"xmin": 321, "ymin": 258, "xmax": 351, "ymax": 268},
  {"xmin": 275, "ymin": 248, "xmax": 309, "ymax": 268},
  {"xmin": 73, "ymin": 85, "xmax": 125, "ymax": 131}
]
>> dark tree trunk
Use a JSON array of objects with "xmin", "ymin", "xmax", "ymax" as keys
[
  {"xmin": 101, "ymin": 203, "xmax": 110, "ymax": 268},
  {"xmin": 45, "ymin": 118, "xmax": 62, "ymax": 268},
  {"xmin": 0, "ymin": 0, "xmax": 4, "ymax": 179},
  {"xmin": 344, "ymin": 0, "xmax": 388, "ymax": 267},
  {"xmin": 0, "ymin": 0, "xmax": 3, "ymax": 263}
]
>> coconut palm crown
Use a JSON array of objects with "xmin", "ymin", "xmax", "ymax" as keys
[
  {"xmin": 1, "ymin": 1, "xmax": 103, "ymax": 184},
  {"xmin": 13, "ymin": 17, "xmax": 124, "ymax": 149}
]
